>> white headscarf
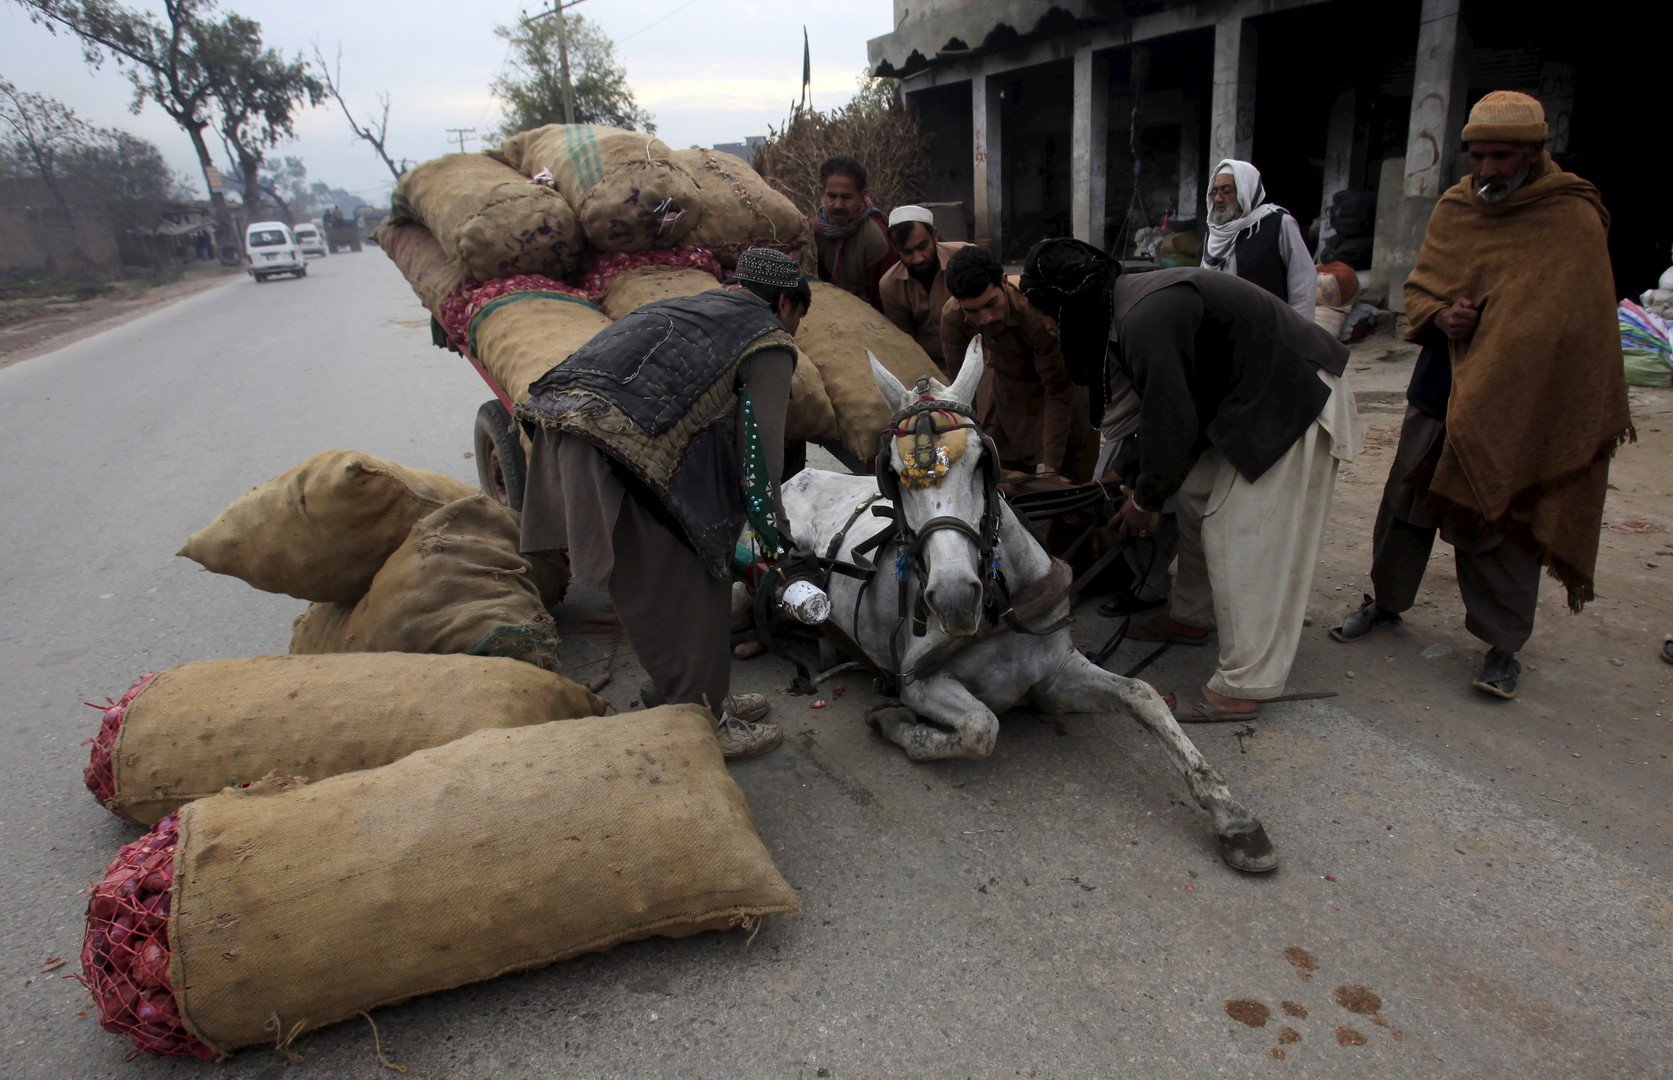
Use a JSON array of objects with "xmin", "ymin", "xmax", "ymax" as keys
[{"xmin": 1203, "ymin": 159, "xmax": 1284, "ymax": 269}]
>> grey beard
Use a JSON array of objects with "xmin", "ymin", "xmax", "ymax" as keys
[
  {"xmin": 1208, "ymin": 204, "xmax": 1240, "ymax": 226},
  {"xmin": 1477, "ymin": 164, "xmax": 1531, "ymax": 203}
]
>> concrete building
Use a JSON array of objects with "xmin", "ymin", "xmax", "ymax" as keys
[{"xmin": 868, "ymin": 0, "xmax": 1667, "ymax": 307}]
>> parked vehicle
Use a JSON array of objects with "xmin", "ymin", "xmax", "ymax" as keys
[
  {"xmin": 293, "ymin": 223, "xmax": 327, "ymax": 258},
  {"xmin": 245, "ymin": 222, "xmax": 306, "ymax": 282}
]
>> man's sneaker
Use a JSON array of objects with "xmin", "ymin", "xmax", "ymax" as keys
[
  {"xmin": 638, "ymin": 683, "xmax": 771, "ymax": 724},
  {"xmin": 1472, "ymin": 647, "xmax": 1521, "ymax": 699},
  {"xmin": 714, "ymin": 711, "xmax": 782, "ymax": 759},
  {"xmin": 1329, "ymin": 594, "xmax": 1402, "ymax": 642}
]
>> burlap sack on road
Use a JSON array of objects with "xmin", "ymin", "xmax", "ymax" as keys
[
  {"xmin": 795, "ymin": 283, "xmax": 941, "ymax": 459},
  {"xmin": 289, "ymin": 495, "xmax": 560, "ymax": 670},
  {"xmin": 393, "ymin": 152, "xmax": 583, "ymax": 280},
  {"xmin": 288, "ymin": 601, "xmax": 352, "ymax": 654},
  {"xmin": 470, "ymin": 291, "xmax": 612, "ymax": 403},
  {"xmin": 673, "ymin": 148, "xmax": 807, "ymax": 267},
  {"xmin": 178, "ymin": 452, "xmax": 479, "ymax": 604},
  {"xmin": 103, "ymin": 654, "xmax": 607, "ymax": 825},
  {"xmin": 491, "ymin": 125, "xmax": 698, "ymax": 253},
  {"xmin": 167, "ymin": 707, "xmax": 798, "ymax": 1056},
  {"xmin": 374, "ymin": 221, "xmax": 469, "ymax": 316},
  {"xmin": 597, "ymin": 266, "xmax": 721, "ymax": 320}
]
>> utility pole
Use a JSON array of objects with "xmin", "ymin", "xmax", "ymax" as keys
[
  {"xmin": 444, "ymin": 127, "xmax": 478, "ymax": 153},
  {"xmin": 523, "ymin": 0, "xmax": 587, "ymax": 124}
]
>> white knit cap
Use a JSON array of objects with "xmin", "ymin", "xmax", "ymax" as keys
[{"xmin": 888, "ymin": 204, "xmax": 935, "ymax": 228}]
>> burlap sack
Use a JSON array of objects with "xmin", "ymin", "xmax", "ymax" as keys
[
  {"xmin": 470, "ymin": 291, "xmax": 612, "ymax": 403},
  {"xmin": 103, "ymin": 655, "xmax": 606, "ymax": 825},
  {"xmin": 491, "ymin": 125, "xmax": 698, "ymax": 253},
  {"xmin": 795, "ymin": 283, "xmax": 942, "ymax": 458},
  {"xmin": 673, "ymin": 148, "xmax": 807, "ymax": 267},
  {"xmin": 597, "ymin": 266, "xmax": 721, "ymax": 320},
  {"xmin": 393, "ymin": 152, "xmax": 583, "ymax": 280},
  {"xmin": 178, "ymin": 452, "xmax": 479, "ymax": 604},
  {"xmin": 374, "ymin": 221, "xmax": 469, "ymax": 316},
  {"xmin": 290, "ymin": 495, "xmax": 560, "ymax": 670},
  {"xmin": 168, "ymin": 707, "xmax": 798, "ymax": 1056},
  {"xmin": 288, "ymin": 601, "xmax": 352, "ymax": 654},
  {"xmin": 786, "ymin": 348, "xmax": 841, "ymax": 445}
]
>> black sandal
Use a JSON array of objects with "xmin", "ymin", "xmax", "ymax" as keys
[{"xmin": 1329, "ymin": 594, "xmax": 1401, "ymax": 643}]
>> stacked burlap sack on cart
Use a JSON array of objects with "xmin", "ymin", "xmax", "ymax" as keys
[
  {"xmin": 75, "ymin": 444, "xmax": 800, "ymax": 1061},
  {"xmin": 377, "ymin": 123, "xmax": 943, "ymax": 463}
]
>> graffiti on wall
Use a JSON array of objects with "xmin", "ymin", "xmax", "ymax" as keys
[{"xmin": 1404, "ymin": 91, "xmax": 1447, "ymax": 197}]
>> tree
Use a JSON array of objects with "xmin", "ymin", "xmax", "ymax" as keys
[
  {"xmin": 490, "ymin": 13, "xmax": 654, "ymax": 138},
  {"xmin": 757, "ymin": 72, "xmax": 926, "ymax": 217},
  {"xmin": 210, "ymin": 26, "xmax": 323, "ymax": 222},
  {"xmin": 312, "ymin": 43, "xmax": 402, "ymax": 181},
  {"xmin": 15, "ymin": 0, "xmax": 316, "ymax": 254},
  {"xmin": 0, "ymin": 77, "xmax": 95, "ymax": 217}
]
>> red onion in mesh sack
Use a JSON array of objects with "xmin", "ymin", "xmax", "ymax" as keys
[
  {"xmin": 76, "ymin": 813, "xmax": 217, "ymax": 1060},
  {"xmin": 437, "ymin": 273, "xmax": 594, "ymax": 348},
  {"xmin": 579, "ymin": 248, "xmax": 723, "ymax": 299},
  {"xmin": 82, "ymin": 673, "xmax": 157, "ymax": 817}
]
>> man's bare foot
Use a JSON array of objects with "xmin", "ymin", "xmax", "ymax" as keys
[
  {"xmin": 1167, "ymin": 685, "xmax": 1261, "ymax": 723},
  {"xmin": 1201, "ymin": 685, "xmax": 1258, "ymax": 716}
]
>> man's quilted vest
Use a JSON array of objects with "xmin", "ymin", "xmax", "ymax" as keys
[{"xmin": 516, "ymin": 288, "xmax": 793, "ymax": 578}]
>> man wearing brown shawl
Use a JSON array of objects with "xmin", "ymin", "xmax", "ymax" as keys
[{"xmin": 1331, "ymin": 92, "xmax": 1632, "ymax": 699}]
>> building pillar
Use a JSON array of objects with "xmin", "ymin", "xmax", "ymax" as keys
[
  {"xmin": 1208, "ymin": 14, "xmax": 1256, "ymax": 169},
  {"xmin": 1401, "ymin": 0, "xmax": 1469, "ymax": 200},
  {"xmin": 1383, "ymin": 0, "xmax": 1469, "ymax": 311},
  {"xmin": 1317, "ymin": 89, "xmax": 1358, "ymax": 258},
  {"xmin": 972, "ymin": 72, "xmax": 1003, "ymax": 254},
  {"xmin": 1178, "ymin": 97, "xmax": 1201, "ymax": 221},
  {"xmin": 1070, "ymin": 48, "xmax": 1109, "ymax": 248}
]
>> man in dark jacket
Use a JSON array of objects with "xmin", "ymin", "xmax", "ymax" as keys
[
  {"xmin": 517, "ymin": 249, "xmax": 810, "ymax": 758},
  {"xmin": 1022, "ymin": 239, "xmax": 1359, "ymax": 721}
]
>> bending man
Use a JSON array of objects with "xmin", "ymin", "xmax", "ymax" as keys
[
  {"xmin": 1023, "ymin": 239, "xmax": 1358, "ymax": 721},
  {"xmin": 517, "ymin": 249, "xmax": 811, "ymax": 758}
]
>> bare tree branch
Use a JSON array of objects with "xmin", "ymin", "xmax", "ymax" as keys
[{"xmin": 311, "ymin": 42, "xmax": 401, "ymax": 181}]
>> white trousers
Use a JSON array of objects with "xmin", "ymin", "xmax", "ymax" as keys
[{"xmin": 1170, "ymin": 422, "xmax": 1337, "ymax": 700}]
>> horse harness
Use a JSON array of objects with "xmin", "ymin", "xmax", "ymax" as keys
[{"xmin": 782, "ymin": 382, "xmax": 1073, "ymax": 689}]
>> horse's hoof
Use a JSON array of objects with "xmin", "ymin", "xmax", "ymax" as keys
[
  {"xmin": 865, "ymin": 705, "xmax": 913, "ymax": 735},
  {"xmin": 1218, "ymin": 825, "xmax": 1278, "ymax": 874}
]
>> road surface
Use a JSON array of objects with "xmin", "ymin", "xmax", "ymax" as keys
[{"xmin": 1, "ymin": 250, "xmax": 1667, "ymax": 1078}]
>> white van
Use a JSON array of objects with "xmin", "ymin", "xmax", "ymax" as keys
[
  {"xmin": 245, "ymin": 221, "xmax": 306, "ymax": 282},
  {"xmin": 293, "ymin": 222, "xmax": 327, "ymax": 258}
]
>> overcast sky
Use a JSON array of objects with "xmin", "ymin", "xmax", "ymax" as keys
[{"xmin": 0, "ymin": 0, "xmax": 892, "ymax": 202}]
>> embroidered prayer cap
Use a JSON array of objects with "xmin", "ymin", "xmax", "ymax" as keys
[
  {"xmin": 734, "ymin": 248, "xmax": 804, "ymax": 289},
  {"xmin": 1461, "ymin": 91, "xmax": 1547, "ymax": 143},
  {"xmin": 888, "ymin": 204, "xmax": 935, "ymax": 228},
  {"xmin": 1019, "ymin": 237, "xmax": 1117, "ymax": 316}
]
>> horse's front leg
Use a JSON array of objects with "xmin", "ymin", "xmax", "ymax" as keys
[
  {"xmin": 1033, "ymin": 652, "xmax": 1277, "ymax": 873},
  {"xmin": 870, "ymin": 674, "xmax": 1000, "ymax": 761}
]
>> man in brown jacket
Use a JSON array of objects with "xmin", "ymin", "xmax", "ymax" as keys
[
  {"xmin": 811, "ymin": 156, "xmax": 897, "ymax": 310},
  {"xmin": 939, "ymin": 245, "xmax": 1097, "ymax": 481},
  {"xmin": 879, "ymin": 204, "xmax": 969, "ymax": 372}
]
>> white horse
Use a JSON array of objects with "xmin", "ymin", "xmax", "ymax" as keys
[{"xmin": 779, "ymin": 339, "xmax": 1276, "ymax": 872}]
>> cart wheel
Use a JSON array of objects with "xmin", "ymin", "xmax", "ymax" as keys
[
  {"xmin": 297, "ymin": 266, "xmax": 307, "ymax": 278},
  {"xmin": 474, "ymin": 399, "xmax": 526, "ymax": 511}
]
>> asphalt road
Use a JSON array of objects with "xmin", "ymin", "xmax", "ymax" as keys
[{"xmin": 1, "ymin": 251, "xmax": 1668, "ymax": 1079}]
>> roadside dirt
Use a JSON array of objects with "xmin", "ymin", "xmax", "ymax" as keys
[
  {"xmin": 1298, "ymin": 331, "xmax": 1673, "ymax": 874},
  {"xmin": 0, "ymin": 265, "xmax": 242, "ymax": 369}
]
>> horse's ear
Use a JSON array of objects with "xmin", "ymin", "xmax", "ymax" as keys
[
  {"xmin": 868, "ymin": 350, "xmax": 908, "ymax": 407},
  {"xmin": 945, "ymin": 336, "xmax": 985, "ymax": 407}
]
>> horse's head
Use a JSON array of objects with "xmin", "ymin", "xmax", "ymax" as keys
[{"xmin": 869, "ymin": 336, "xmax": 995, "ymax": 637}]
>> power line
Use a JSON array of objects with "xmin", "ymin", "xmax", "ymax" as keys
[
  {"xmin": 618, "ymin": 0, "xmax": 703, "ymax": 45},
  {"xmin": 444, "ymin": 127, "xmax": 478, "ymax": 153}
]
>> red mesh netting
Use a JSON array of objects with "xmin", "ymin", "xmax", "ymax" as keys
[
  {"xmin": 76, "ymin": 813, "xmax": 218, "ymax": 1060},
  {"xmin": 436, "ymin": 273, "xmax": 595, "ymax": 348},
  {"xmin": 579, "ymin": 249, "xmax": 723, "ymax": 299},
  {"xmin": 82, "ymin": 673, "xmax": 157, "ymax": 817}
]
